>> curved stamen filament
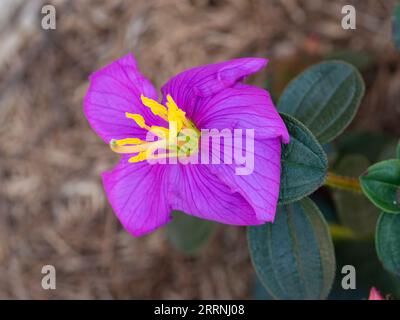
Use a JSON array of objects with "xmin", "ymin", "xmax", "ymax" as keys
[{"xmin": 110, "ymin": 139, "xmax": 165, "ymax": 154}]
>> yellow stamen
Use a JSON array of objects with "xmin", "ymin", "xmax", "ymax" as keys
[
  {"xmin": 140, "ymin": 94, "xmax": 168, "ymax": 121},
  {"xmin": 125, "ymin": 112, "xmax": 150, "ymax": 130},
  {"xmin": 110, "ymin": 140, "xmax": 144, "ymax": 154},
  {"xmin": 114, "ymin": 138, "xmax": 144, "ymax": 146},
  {"xmin": 166, "ymin": 94, "xmax": 190, "ymax": 128},
  {"xmin": 110, "ymin": 94, "xmax": 199, "ymax": 163},
  {"xmin": 128, "ymin": 152, "xmax": 148, "ymax": 163},
  {"xmin": 110, "ymin": 139, "xmax": 166, "ymax": 154},
  {"xmin": 166, "ymin": 94, "xmax": 179, "ymax": 111},
  {"xmin": 149, "ymin": 126, "xmax": 169, "ymax": 139}
]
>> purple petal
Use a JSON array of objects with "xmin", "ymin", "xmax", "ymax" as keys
[
  {"xmin": 161, "ymin": 57, "xmax": 268, "ymax": 120},
  {"xmin": 194, "ymin": 85, "xmax": 289, "ymax": 222},
  {"xmin": 207, "ymin": 138, "xmax": 283, "ymax": 222},
  {"xmin": 197, "ymin": 84, "xmax": 289, "ymax": 142},
  {"xmin": 83, "ymin": 54, "xmax": 163, "ymax": 143},
  {"xmin": 102, "ymin": 157, "xmax": 172, "ymax": 236},
  {"xmin": 167, "ymin": 164, "xmax": 263, "ymax": 225}
]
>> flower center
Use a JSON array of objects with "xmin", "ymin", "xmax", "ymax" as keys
[{"xmin": 110, "ymin": 94, "xmax": 199, "ymax": 163}]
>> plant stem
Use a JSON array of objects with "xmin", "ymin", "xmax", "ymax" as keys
[
  {"xmin": 329, "ymin": 224, "xmax": 373, "ymax": 242},
  {"xmin": 325, "ymin": 172, "xmax": 362, "ymax": 193}
]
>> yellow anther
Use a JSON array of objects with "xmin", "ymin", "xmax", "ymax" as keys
[
  {"xmin": 140, "ymin": 94, "xmax": 168, "ymax": 120},
  {"xmin": 115, "ymin": 138, "xmax": 144, "ymax": 146},
  {"xmin": 110, "ymin": 139, "xmax": 139, "ymax": 154},
  {"xmin": 166, "ymin": 94, "xmax": 178, "ymax": 110},
  {"xmin": 128, "ymin": 152, "xmax": 148, "ymax": 163},
  {"xmin": 110, "ymin": 139, "xmax": 160, "ymax": 154},
  {"xmin": 166, "ymin": 94, "xmax": 189, "ymax": 129},
  {"xmin": 125, "ymin": 112, "xmax": 149, "ymax": 130}
]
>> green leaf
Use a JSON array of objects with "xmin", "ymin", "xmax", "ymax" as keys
[
  {"xmin": 394, "ymin": 2, "xmax": 400, "ymax": 50},
  {"xmin": 248, "ymin": 197, "xmax": 336, "ymax": 299},
  {"xmin": 311, "ymin": 192, "xmax": 338, "ymax": 224},
  {"xmin": 278, "ymin": 61, "xmax": 365, "ymax": 144},
  {"xmin": 279, "ymin": 113, "xmax": 328, "ymax": 204},
  {"xmin": 253, "ymin": 275, "xmax": 274, "ymax": 300},
  {"xmin": 376, "ymin": 212, "xmax": 400, "ymax": 276},
  {"xmin": 397, "ymin": 140, "xmax": 400, "ymax": 159},
  {"xmin": 360, "ymin": 159, "xmax": 400, "ymax": 214},
  {"xmin": 332, "ymin": 154, "xmax": 379, "ymax": 236},
  {"xmin": 166, "ymin": 211, "xmax": 216, "ymax": 256}
]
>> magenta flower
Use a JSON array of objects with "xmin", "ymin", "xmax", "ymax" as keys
[
  {"xmin": 368, "ymin": 287, "xmax": 384, "ymax": 300},
  {"xmin": 83, "ymin": 54, "xmax": 289, "ymax": 236}
]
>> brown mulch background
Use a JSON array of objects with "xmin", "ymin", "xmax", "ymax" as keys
[{"xmin": 0, "ymin": 0, "xmax": 399, "ymax": 299}]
